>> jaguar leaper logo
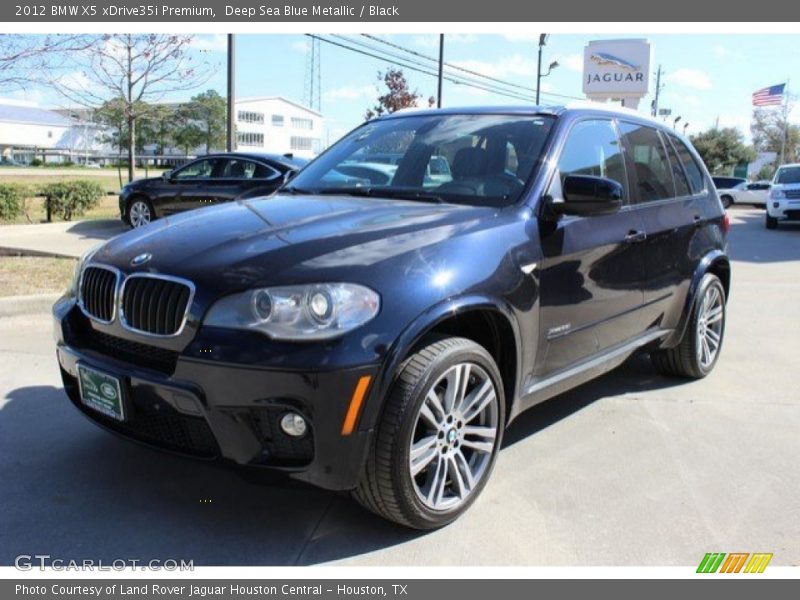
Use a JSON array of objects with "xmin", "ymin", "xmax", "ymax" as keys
[
  {"xmin": 131, "ymin": 252, "xmax": 152, "ymax": 266},
  {"xmin": 589, "ymin": 52, "xmax": 640, "ymax": 70},
  {"xmin": 100, "ymin": 383, "xmax": 117, "ymax": 400}
]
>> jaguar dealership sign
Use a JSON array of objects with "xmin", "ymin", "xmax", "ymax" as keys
[{"xmin": 583, "ymin": 39, "xmax": 651, "ymax": 109}]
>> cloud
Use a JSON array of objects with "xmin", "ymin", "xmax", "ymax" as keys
[
  {"xmin": 413, "ymin": 34, "xmax": 478, "ymax": 49},
  {"xmin": 450, "ymin": 54, "xmax": 536, "ymax": 79},
  {"xmin": 557, "ymin": 53, "xmax": 584, "ymax": 73},
  {"xmin": 501, "ymin": 33, "xmax": 539, "ymax": 43},
  {"xmin": 291, "ymin": 40, "xmax": 308, "ymax": 54},
  {"xmin": 191, "ymin": 34, "xmax": 228, "ymax": 54},
  {"xmin": 324, "ymin": 84, "xmax": 375, "ymax": 101},
  {"xmin": 665, "ymin": 68, "xmax": 713, "ymax": 91},
  {"xmin": 712, "ymin": 45, "xmax": 729, "ymax": 58}
]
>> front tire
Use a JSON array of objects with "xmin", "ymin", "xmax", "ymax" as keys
[
  {"xmin": 720, "ymin": 194, "xmax": 733, "ymax": 208},
  {"xmin": 126, "ymin": 197, "xmax": 155, "ymax": 228},
  {"xmin": 354, "ymin": 336, "xmax": 505, "ymax": 529},
  {"xmin": 651, "ymin": 273, "xmax": 726, "ymax": 379},
  {"xmin": 765, "ymin": 213, "xmax": 778, "ymax": 229}
]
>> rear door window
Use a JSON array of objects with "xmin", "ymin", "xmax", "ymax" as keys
[
  {"xmin": 669, "ymin": 135, "xmax": 706, "ymax": 194},
  {"xmin": 618, "ymin": 122, "xmax": 676, "ymax": 202},
  {"xmin": 662, "ymin": 132, "xmax": 691, "ymax": 197}
]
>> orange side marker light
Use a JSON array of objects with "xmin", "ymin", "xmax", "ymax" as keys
[{"xmin": 341, "ymin": 375, "xmax": 372, "ymax": 436}]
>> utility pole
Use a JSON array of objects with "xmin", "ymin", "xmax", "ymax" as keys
[
  {"xmin": 437, "ymin": 34, "xmax": 444, "ymax": 108},
  {"xmin": 227, "ymin": 34, "xmax": 235, "ymax": 152},
  {"xmin": 651, "ymin": 65, "xmax": 663, "ymax": 117},
  {"xmin": 779, "ymin": 79, "xmax": 790, "ymax": 165}
]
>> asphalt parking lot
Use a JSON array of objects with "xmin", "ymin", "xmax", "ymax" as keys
[{"xmin": 0, "ymin": 207, "xmax": 798, "ymax": 566}]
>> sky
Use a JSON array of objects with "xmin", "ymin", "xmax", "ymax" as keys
[{"xmin": 3, "ymin": 33, "xmax": 799, "ymax": 145}]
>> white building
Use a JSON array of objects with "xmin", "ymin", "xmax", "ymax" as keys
[
  {"xmin": 234, "ymin": 96, "xmax": 324, "ymax": 159},
  {"xmin": 0, "ymin": 103, "xmax": 106, "ymax": 163}
]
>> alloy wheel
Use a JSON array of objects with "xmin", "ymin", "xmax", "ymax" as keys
[
  {"xmin": 696, "ymin": 285, "xmax": 724, "ymax": 370},
  {"xmin": 129, "ymin": 201, "xmax": 151, "ymax": 228},
  {"xmin": 409, "ymin": 362, "xmax": 500, "ymax": 511}
]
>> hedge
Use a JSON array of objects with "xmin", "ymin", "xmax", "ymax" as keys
[
  {"xmin": 0, "ymin": 183, "xmax": 26, "ymax": 221},
  {"xmin": 42, "ymin": 180, "xmax": 104, "ymax": 221}
]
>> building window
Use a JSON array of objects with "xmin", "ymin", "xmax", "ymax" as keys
[
  {"xmin": 237, "ymin": 131, "xmax": 264, "ymax": 147},
  {"xmin": 237, "ymin": 110, "xmax": 265, "ymax": 124},
  {"xmin": 291, "ymin": 117, "xmax": 313, "ymax": 130},
  {"xmin": 272, "ymin": 115, "xmax": 284, "ymax": 127},
  {"xmin": 290, "ymin": 136, "xmax": 316, "ymax": 152}
]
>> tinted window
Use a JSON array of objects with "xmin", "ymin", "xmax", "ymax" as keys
[
  {"xmin": 670, "ymin": 135, "xmax": 705, "ymax": 194},
  {"xmin": 557, "ymin": 119, "xmax": 627, "ymax": 202},
  {"xmin": 619, "ymin": 123, "xmax": 675, "ymax": 202},
  {"xmin": 173, "ymin": 159, "xmax": 217, "ymax": 180},
  {"xmin": 775, "ymin": 166, "xmax": 800, "ymax": 184},
  {"xmin": 663, "ymin": 133, "xmax": 690, "ymax": 197}
]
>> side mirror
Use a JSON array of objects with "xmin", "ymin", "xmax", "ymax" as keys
[
  {"xmin": 553, "ymin": 175, "xmax": 623, "ymax": 216},
  {"xmin": 161, "ymin": 170, "xmax": 173, "ymax": 181}
]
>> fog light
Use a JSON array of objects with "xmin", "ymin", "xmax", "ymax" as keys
[{"xmin": 280, "ymin": 412, "xmax": 307, "ymax": 437}]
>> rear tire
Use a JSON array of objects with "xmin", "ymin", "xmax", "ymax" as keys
[
  {"xmin": 651, "ymin": 273, "xmax": 726, "ymax": 379},
  {"xmin": 126, "ymin": 197, "xmax": 155, "ymax": 229},
  {"xmin": 353, "ymin": 336, "xmax": 505, "ymax": 529},
  {"xmin": 765, "ymin": 213, "xmax": 778, "ymax": 229}
]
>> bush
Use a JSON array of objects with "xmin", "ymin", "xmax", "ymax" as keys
[
  {"xmin": 42, "ymin": 180, "xmax": 104, "ymax": 221},
  {"xmin": 0, "ymin": 183, "xmax": 26, "ymax": 221},
  {"xmin": 29, "ymin": 158, "xmax": 44, "ymax": 167}
]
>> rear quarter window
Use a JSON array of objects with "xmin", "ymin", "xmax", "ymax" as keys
[{"xmin": 669, "ymin": 135, "xmax": 706, "ymax": 194}]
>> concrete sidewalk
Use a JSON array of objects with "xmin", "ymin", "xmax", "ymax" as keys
[{"xmin": 0, "ymin": 219, "xmax": 127, "ymax": 258}]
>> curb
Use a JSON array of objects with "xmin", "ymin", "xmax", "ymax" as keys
[
  {"xmin": 0, "ymin": 246, "xmax": 79, "ymax": 259},
  {"xmin": 0, "ymin": 294, "xmax": 60, "ymax": 318}
]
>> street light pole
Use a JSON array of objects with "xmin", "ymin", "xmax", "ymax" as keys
[
  {"xmin": 437, "ymin": 34, "xmax": 444, "ymax": 108},
  {"xmin": 227, "ymin": 34, "xmax": 236, "ymax": 152},
  {"xmin": 536, "ymin": 34, "xmax": 547, "ymax": 105},
  {"xmin": 673, "ymin": 116, "xmax": 682, "ymax": 131}
]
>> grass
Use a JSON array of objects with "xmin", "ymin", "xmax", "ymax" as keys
[{"xmin": 0, "ymin": 256, "xmax": 77, "ymax": 297}]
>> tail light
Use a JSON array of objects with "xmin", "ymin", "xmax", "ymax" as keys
[{"xmin": 722, "ymin": 212, "xmax": 731, "ymax": 234}]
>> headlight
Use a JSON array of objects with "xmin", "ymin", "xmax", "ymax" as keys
[
  {"xmin": 204, "ymin": 283, "xmax": 380, "ymax": 341},
  {"xmin": 770, "ymin": 188, "xmax": 785, "ymax": 199},
  {"xmin": 67, "ymin": 243, "xmax": 104, "ymax": 296}
]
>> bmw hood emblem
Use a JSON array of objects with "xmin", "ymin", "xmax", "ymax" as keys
[{"xmin": 130, "ymin": 252, "xmax": 152, "ymax": 266}]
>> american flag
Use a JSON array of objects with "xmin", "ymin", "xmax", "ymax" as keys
[{"xmin": 752, "ymin": 84, "xmax": 786, "ymax": 107}]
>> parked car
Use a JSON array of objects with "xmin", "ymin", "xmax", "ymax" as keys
[
  {"xmin": 119, "ymin": 152, "xmax": 308, "ymax": 228},
  {"xmin": 717, "ymin": 180, "xmax": 771, "ymax": 208},
  {"xmin": 766, "ymin": 163, "xmax": 800, "ymax": 229},
  {"xmin": 54, "ymin": 105, "xmax": 730, "ymax": 529},
  {"xmin": 711, "ymin": 176, "xmax": 746, "ymax": 191}
]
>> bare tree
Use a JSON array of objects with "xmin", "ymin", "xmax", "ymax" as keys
[
  {"xmin": 0, "ymin": 34, "xmax": 94, "ymax": 90},
  {"xmin": 55, "ymin": 34, "xmax": 214, "ymax": 182}
]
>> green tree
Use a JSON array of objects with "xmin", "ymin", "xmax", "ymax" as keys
[
  {"xmin": 689, "ymin": 127, "xmax": 755, "ymax": 175},
  {"xmin": 175, "ymin": 90, "xmax": 227, "ymax": 154},
  {"xmin": 365, "ymin": 68, "xmax": 435, "ymax": 120},
  {"xmin": 751, "ymin": 106, "xmax": 800, "ymax": 164}
]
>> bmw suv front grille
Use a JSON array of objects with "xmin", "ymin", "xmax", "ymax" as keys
[
  {"xmin": 121, "ymin": 274, "xmax": 194, "ymax": 336},
  {"xmin": 79, "ymin": 266, "xmax": 119, "ymax": 323}
]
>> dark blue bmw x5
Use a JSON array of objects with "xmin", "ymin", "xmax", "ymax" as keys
[{"xmin": 53, "ymin": 105, "xmax": 730, "ymax": 529}]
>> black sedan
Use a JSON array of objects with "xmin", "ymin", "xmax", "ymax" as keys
[{"xmin": 119, "ymin": 152, "xmax": 308, "ymax": 228}]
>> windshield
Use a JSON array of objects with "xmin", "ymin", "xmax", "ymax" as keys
[
  {"xmin": 285, "ymin": 113, "xmax": 555, "ymax": 207},
  {"xmin": 775, "ymin": 166, "xmax": 800, "ymax": 184}
]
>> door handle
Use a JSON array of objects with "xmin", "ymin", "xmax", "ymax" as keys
[{"xmin": 624, "ymin": 230, "xmax": 647, "ymax": 243}]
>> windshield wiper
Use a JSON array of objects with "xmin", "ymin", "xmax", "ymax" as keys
[
  {"xmin": 279, "ymin": 185, "xmax": 317, "ymax": 195},
  {"xmin": 313, "ymin": 187, "xmax": 445, "ymax": 204}
]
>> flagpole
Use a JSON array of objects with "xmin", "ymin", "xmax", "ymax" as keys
[{"xmin": 779, "ymin": 79, "xmax": 789, "ymax": 166}]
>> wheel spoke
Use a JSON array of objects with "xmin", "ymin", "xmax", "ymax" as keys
[
  {"xmin": 425, "ymin": 455, "xmax": 448, "ymax": 507},
  {"xmin": 450, "ymin": 451, "xmax": 475, "ymax": 498},
  {"xmin": 701, "ymin": 337, "xmax": 711, "ymax": 365},
  {"xmin": 444, "ymin": 364, "xmax": 470, "ymax": 414},
  {"xmin": 705, "ymin": 306, "xmax": 723, "ymax": 324},
  {"xmin": 410, "ymin": 436, "xmax": 438, "ymax": 476},
  {"xmin": 460, "ymin": 380, "xmax": 495, "ymax": 423},
  {"xmin": 706, "ymin": 328, "xmax": 720, "ymax": 349},
  {"xmin": 418, "ymin": 400, "xmax": 440, "ymax": 429}
]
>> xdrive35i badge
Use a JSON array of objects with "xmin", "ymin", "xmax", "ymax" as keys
[{"xmin": 130, "ymin": 252, "xmax": 152, "ymax": 266}]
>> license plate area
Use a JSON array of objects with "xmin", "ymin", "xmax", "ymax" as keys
[{"xmin": 76, "ymin": 364, "xmax": 126, "ymax": 421}]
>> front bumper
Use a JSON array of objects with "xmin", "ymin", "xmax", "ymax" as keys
[
  {"xmin": 767, "ymin": 198, "xmax": 800, "ymax": 219},
  {"xmin": 54, "ymin": 298, "xmax": 379, "ymax": 491}
]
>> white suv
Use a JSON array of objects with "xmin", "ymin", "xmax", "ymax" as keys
[{"xmin": 767, "ymin": 163, "xmax": 800, "ymax": 229}]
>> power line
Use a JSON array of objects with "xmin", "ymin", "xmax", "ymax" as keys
[
  {"xmin": 326, "ymin": 34, "xmax": 537, "ymax": 102},
  {"xmin": 307, "ymin": 34, "xmax": 540, "ymax": 104},
  {"xmin": 359, "ymin": 33, "xmax": 583, "ymax": 101}
]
